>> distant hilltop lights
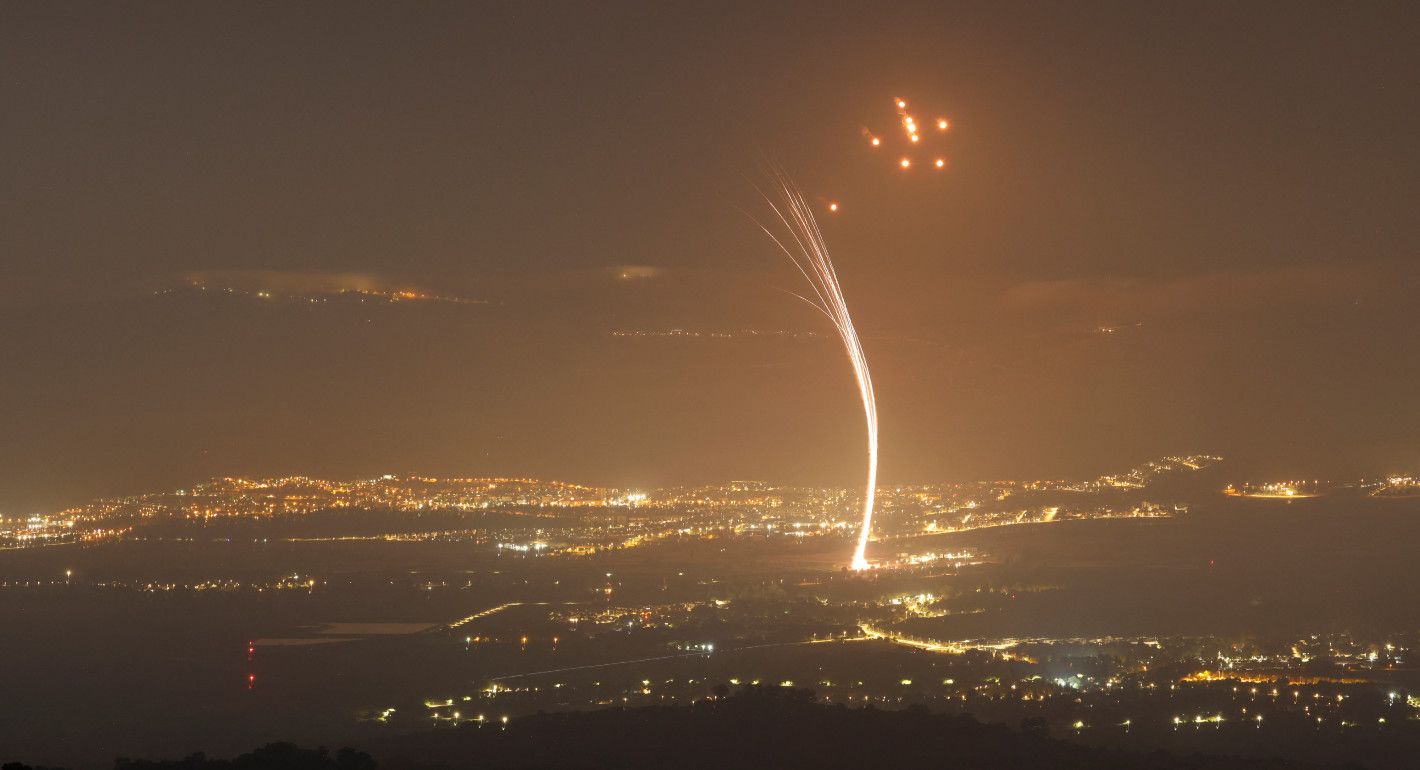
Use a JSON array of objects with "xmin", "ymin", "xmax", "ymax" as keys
[
  {"xmin": 153, "ymin": 281, "xmax": 487, "ymax": 306},
  {"xmin": 609, "ymin": 328, "xmax": 825, "ymax": 341}
]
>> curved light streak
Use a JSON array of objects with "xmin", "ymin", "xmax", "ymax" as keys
[{"xmin": 753, "ymin": 169, "xmax": 878, "ymax": 570}]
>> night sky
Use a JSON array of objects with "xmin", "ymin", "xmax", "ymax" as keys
[{"xmin": 3, "ymin": 2, "xmax": 1417, "ymax": 512}]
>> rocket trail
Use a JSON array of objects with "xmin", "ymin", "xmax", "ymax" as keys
[{"xmin": 753, "ymin": 168, "xmax": 878, "ymax": 571}]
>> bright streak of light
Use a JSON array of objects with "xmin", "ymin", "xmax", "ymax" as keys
[
  {"xmin": 446, "ymin": 601, "xmax": 573, "ymax": 629},
  {"xmin": 751, "ymin": 170, "xmax": 878, "ymax": 571},
  {"xmin": 448, "ymin": 602, "xmax": 524, "ymax": 628}
]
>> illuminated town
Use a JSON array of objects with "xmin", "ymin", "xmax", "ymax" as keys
[
  {"xmin": 151, "ymin": 281, "xmax": 488, "ymax": 307},
  {"xmin": 6, "ymin": 453, "xmax": 1420, "ymax": 767},
  {"xmin": 1, "ymin": 455, "xmax": 1224, "ymax": 552}
]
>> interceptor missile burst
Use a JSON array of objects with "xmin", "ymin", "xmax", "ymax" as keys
[{"xmin": 750, "ymin": 168, "xmax": 879, "ymax": 570}]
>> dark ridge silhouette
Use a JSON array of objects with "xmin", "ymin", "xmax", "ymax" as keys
[
  {"xmin": 371, "ymin": 686, "xmax": 1328, "ymax": 770},
  {"xmin": 3, "ymin": 688, "xmax": 1344, "ymax": 770},
  {"xmin": 3, "ymin": 745, "xmax": 375, "ymax": 770}
]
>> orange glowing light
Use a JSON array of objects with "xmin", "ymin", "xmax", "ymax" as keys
[
  {"xmin": 870, "ymin": 137, "xmax": 881, "ymax": 147},
  {"xmin": 910, "ymin": 134, "xmax": 920, "ymax": 143},
  {"xmin": 895, "ymin": 98, "xmax": 907, "ymax": 109},
  {"xmin": 937, "ymin": 118, "xmax": 949, "ymax": 130},
  {"xmin": 828, "ymin": 202, "xmax": 840, "ymax": 212},
  {"xmin": 934, "ymin": 158, "xmax": 946, "ymax": 168},
  {"xmin": 899, "ymin": 158, "xmax": 911, "ymax": 169}
]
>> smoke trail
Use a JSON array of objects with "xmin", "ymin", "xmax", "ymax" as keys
[{"xmin": 753, "ymin": 169, "xmax": 878, "ymax": 570}]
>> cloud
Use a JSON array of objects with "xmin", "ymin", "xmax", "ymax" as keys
[
  {"xmin": 607, "ymin": 265, "xmax": 666, "ymax": 281},
  {"xmin": 997, "ymin": 263, "xmax": 1389, "ymax": 321}
]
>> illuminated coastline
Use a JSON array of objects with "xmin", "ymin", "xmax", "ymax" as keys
[{"xmin": 1223, "ymin": 482, "xmax": 1322, "ymax": 500}]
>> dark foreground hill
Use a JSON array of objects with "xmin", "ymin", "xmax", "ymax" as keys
[
  {"xmin": 367, "ymin": 687, "xmax": 1330, "ymax": 770},
  {"xmin": 6, "ymin": 688, "xmax": 1341, "ymax": 770}
]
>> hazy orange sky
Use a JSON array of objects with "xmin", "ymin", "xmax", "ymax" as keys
[{"xmin": 3, "ymin": 2, "xmax": 1418, "ymax": 510}]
